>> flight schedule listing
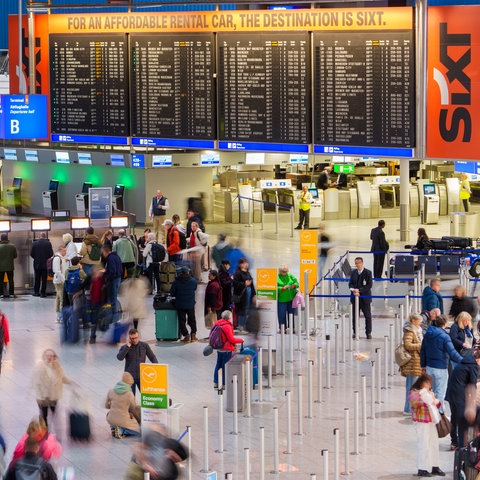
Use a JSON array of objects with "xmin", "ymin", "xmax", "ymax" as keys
[
  {"xmin": 130, "ymin": 34, "xmax": 215, "ymax": 139},
  {"xmin": 50, "ymin": 34, "xmax": 129, "ymax": 136},
  {"xmin": 218, "ymin": 33, "xmax": 310, "ymax": 144},
  {"xmin": 314, "ymin": 31, "xmax": 414, "ymax": 148}
]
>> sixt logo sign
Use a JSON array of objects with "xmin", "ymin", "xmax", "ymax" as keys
[{"xmin": 432, "ymin": 23, "xmax": 472, "ymax": 143}]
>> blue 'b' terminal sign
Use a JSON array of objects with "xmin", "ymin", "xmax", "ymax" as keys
[{"xmin": 0, "ymin": 95, "xmax": 48, "ymax": 140}]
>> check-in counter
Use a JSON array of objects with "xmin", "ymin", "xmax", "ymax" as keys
[
  {"xmin": 338, "ymin": 190, "xmax": 351, "ymax": 219},
  {"xmin": 450, "ymin": 212, "xmax": 480, "ymax": 237},
  {"xmin": 438, "ymin": 184, "xmax": 448, "ymax": 216},
  {"xmin": 357, "ymin": 181, "xmax": 371, "ymax": 218},
  {"xmin": 323, "ymin": 188, "xmax": 339, "ymax": 220},
  {"xmin": 470, "ymin": 182, "xmax": 480, "ymax": 203},
  {"xmin": 262, "ymin": 189, "xmax": 277, "ymax": 212},
  {"xmin": 349, "ymin": 188, "xmax": 358, "ymax": 219},
  {"xmin": 370, "ymin": 184, "xmax": 380, "ymax": 218}
]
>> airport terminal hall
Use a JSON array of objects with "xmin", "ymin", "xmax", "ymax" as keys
[{"xmin": 1, "ymin": 0, "xmax": 480, "ymax": 479}]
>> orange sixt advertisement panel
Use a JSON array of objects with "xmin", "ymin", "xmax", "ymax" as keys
[{"xmin": 427, "ymin": 7, "xmax": 480, "ymax": 160}]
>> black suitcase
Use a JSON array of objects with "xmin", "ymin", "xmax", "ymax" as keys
[
  {"xmin": 442, "ymin": 236, "xmax": 473, "ymax": 249},
  {"xmin": 430, "ymin": 238, "xmax": 453, "ymax": 250},
  {"xmin": 69, "ymin": 411, "xmax": 91, "ymax": 441}
]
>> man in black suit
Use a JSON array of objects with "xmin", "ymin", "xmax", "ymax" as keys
[
  {"xmin": 370, "ymin": 219, "xmax": 389, "ymax": 279},
  {"xmin": 30, "ymin": 232, "xmax": 54, "ymax": 297},
  {"xmin": 349, "ymin": 257, "xmax": 373, "ymax": 339},
  {"xmin": 316, "ymin": 166, "xmax": 332, "ymax": 190}
]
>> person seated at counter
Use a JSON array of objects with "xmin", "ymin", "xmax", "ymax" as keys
[
  {"xmin": 411, "ymin": 228, "xmax": 431, "ymax": 254},
  {"xmin": 335, "ymin": 173, "xmax": 348, "ymax": 189}
]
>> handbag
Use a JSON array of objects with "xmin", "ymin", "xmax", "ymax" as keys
[
  {"xmin": 394, "ymin": 343, "xmax": 412, "ymax": 367},
  {"xmin": 436, "ymin": 413, "xmax": 452, "ymax": 438},
  {"xmin": 204, "ymin": 311, "xmax": 217, "ymax": 329},
  {"xmin": 232, "ymin": 287, "xmax": 246, "ymax": 304}
]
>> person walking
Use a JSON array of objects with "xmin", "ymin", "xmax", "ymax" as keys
[
  {"xmin": 0, "ymin": 234, "xmax": 17, "ymax": 299},
  {"xmin": 218, "ymin": 259, "xmax": 232, "ymax": 312},
  {"xmin": 188, "ymin": 221, "xmax": 208, "ymax": 282},
  {"xmin": 149, "ymin": 190, "xmax": 170, "ymax": 243},
  {"xmin": 205, "ymin": 270, "xmax": 223, "ymax": 321},
  {"xmin": 420, "ymin": 314, "xmax": 463, "ymax": 408},
  {"xmin": 233, "ymin": 258, "xmax": 256, "ymax": 332},
  {"xmin": 295, "ymin": 185, "xmax": 313, "ymax": 230},
  {"xmin": 117, "ymin": 328, "xmax": 158, "ymax": 395},
  {"xmin": 170, "ymin": 267, "xmax": 198, "ymax": 343},
  {"xmin": 79, "ymin": 226, "xmax": 102, "ymax": 277},
  {"xmin": 400, "ymin": 313, "xmax": 423, "ymax": 415},
  {"xmin": 370, "ymin": 219, "xmax": 389, "ymax": 279},
  {"xmin": 460, "ymin": 173, "xmax": 472, "ymax": 212},
  {"xmin": 212, "ymin": 310, "xmax": 244, "ymax": 389},
  {"xmin": 408, "ymin": 374, "xmax": 445, "ymax": 477},
  {"xmin": 0, "ymin": 310, "xmax": 10, "ymax": 375},
  {"xmin": 422, "ymin": 278, "xmax": 444, "ymax": 313},
  {"xmin": 348, "ymin": 257, "xmax": 373, "ymax": 339},
  {"xmin": 52, "ymin": 245, "xmax": 68, "ymax": 323},
  {"xmin": 277, "ymin": 265, "xmax": 298, "ymax": 331},
  {"xmin": 449, "ymin": 285, "xmax": 478, "ymax": 319},
  {"xmin": 102, "ymin": 243, "xmax": 123, "ymax": 320},
  {"xmin": 113, "ymin": 229, "xmax": 136, "ymax": 279},
  {"xmin": 30, "ymin": 232, "xmax": 54, "ymax": 298},
  {"xmin": 143, "ymin": 232, "xmax": 164, "ymax": 294},
  {"xmin": 211, "ymin": 233, "xmax": 232, "ymax": 269},
  {"xmin": 33, "ymin": 349, "xmax": 72, "ymax": 427}
]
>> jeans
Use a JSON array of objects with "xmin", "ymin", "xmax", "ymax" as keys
[
  {"xmin": 277, "ymin": 300, "xmax": 294, "ymax": 329},
  {"xmin": 82, "ymin": 263, "xmax": 93, "ymax": 277},
  {"xmin": 404, "ymin": 375, "xmax": 418, "ymax": 413},
  {"xmin": 109, "ymin": 277, "xmax": 122, "ymax": 314},
  {"xmin": 214, "ymin": 351, "xmax": 233, "ymax": 385},
  {"xmin": 119, "ymin": 427, "xmax": 141, "ymax": 437},
  {"xmin": 318, "ymin": 255, "xmax": 327, "ymax": 279},
  {"xmin": 237, "ymin": 287, "xmax": 252, "ymax": 328},
  {"xmin": 426, "ymin": 366, "xmax": 448, "ymax": 410}
]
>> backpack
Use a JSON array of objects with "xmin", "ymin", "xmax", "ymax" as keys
[
  {"xmin": 151, "ymin": 242, "xmax": 166, "ymax": 264},
  {"xmin": 65, "ymin": 269, "xmax": 82, "ymax": 294},
  {"xmin": 177, "ymin": 229, "xmax": 187, "ymax": 250},
  {"xmin": 209, "ymin": 324, "xmax": 226, "ymax": 350},
  {"xmin": 46, "ymin": 255, "xmax": 57, "ymax": 278},
  {"xmin": 88, "ymin": 243, "xmax": 102, "ymax": 261},
  {"xmin": 196, "ymin": 231, "xmax": 208, "ymax": 247},
  {"xmin": 14, "ymin": 457, "xmax": 45, "ymax": 480}
]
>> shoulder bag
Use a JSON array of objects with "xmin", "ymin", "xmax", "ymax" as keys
[{"xmin": 394, "ymin": 343, "xmax": 412, "ymax": 367}]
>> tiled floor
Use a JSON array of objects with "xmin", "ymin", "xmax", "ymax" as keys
[{"xmin": 0, "ymin": 211, "xmax": 475, "ymax": 479}]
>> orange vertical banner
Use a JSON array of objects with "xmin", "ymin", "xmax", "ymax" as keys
[{"xmin": 299, "ymin": 230, "xmax": 318, "ymax": 293}]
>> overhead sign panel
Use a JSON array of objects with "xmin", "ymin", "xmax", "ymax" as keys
[{"xmin": 0, "ymin": 95, "xmax": 48, "ymax": 139}]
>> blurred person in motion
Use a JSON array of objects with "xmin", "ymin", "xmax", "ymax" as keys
[
  {"xmin": 400, "ymin": 313, "xmax": 423, "ymax": 415},
  {"xmin": 5, "ymin": 437, "xmax": 58, "ymax": 480},
  {"xmin": 450, "ymin": 285, "xmax": 477, "ymax": 319},
  {"xmin": 0, "ymin": 431, "xmax": 5, "ymax": 477},
  {"xmin": 408, "ymin": 374, "xmax": 445, "ymax": 477},
  {"xmin": 211, "ymin": 233, "xmax": 232, "ymax": 269},
  {"xmin": 0, "ymin": 309, "xmax": 10, "ymax": 375},
  {"xmin": 33, "ymin": 349, "xmax": 73, "ymax": 427},
  {"xmin": 185, "ymin": 208, "xmax": 204, "ymax": 238},
  {"xmin": 277, "ymin": 265, "xmax": 298, "ymax": 332},
  {"xmin": 318, "ymin": 224, "xmax": 333, "ymax": 278},
  {"xmin": 143, "ymin": 232, "xmax": 165, "ymax": 295},
  {"xmin": 82, "ymin": 266, "xmax": 105, "ymax": 344},
  {"xmin": 105, "ymin": 372, "xmax": 140, "ymax": 439},
  {"xmin": 224, "ymin": 238, "xmax": 250, "ymax": 275},
  {"xmin": 30, "ymin": 232, "xmax": 53, "ymax": 298},
  {"xmin": 102, "ymin": 243, "xmax": 123, "ymax": 320},
  {"xmin": 119, "ymin": 276, "xmax": 149, "ymax": 330},
  {"xmin": 113, "ymin": 229, "xmax": 137, "ymax": 279},
  {"xmin": 218, "ymin": 259, "xmax": 233, "ymax": 312},
  {"xmin": 51, "ymin": 245, "xmax": 68, "ymax": 323},
  {"xmin": 12, "ymin": 416, "xmax": 62, "ymax": 462},
  {"xmin": 187, "ymin": 221, "xmax": 208, "ymax": 282},
  {"xmin": 460, "ymin": 172, "xmax": 472, "ymax": 212},
  {"xmin": 232, "ymin": 258, "xmax": 256, "ymax": 333},
  {"xmin": 205, "ymin": 269, "xmax": 223, "ymax": 321},
  {"xmin": 0, "ymin": 233, "xmax": 17, "ymax": 299}
]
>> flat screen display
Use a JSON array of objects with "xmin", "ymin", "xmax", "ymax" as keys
[
  {"xmin": 308, "ymin": 188, "xmax": 319, "ymax": 199},
  {"xmin": 31, "ymin": 219, "xmax": 51, "ymax": 231},
  {"xmin": 71, "ymin": 218, "xmax": 90, "ymax": 229},
  {"xmin": 200, "ymin": 152, "xmax": 220, "ymax": 165},
  {"xmin": 77, "ymin": 152, "xmax": 92, "ymax": 165},
  {"xmin": 423, "ymin": 184, "xmax": 435, "ymax": 195},
  {"xmin": 246, "ymin": 153, "xmax": 265, "ymax": 165},
  {"xmin": 82, "ymin": 182, "xmax": 92, "ymax": 194},
  {"xmin": 3, "ymin": 149, "xmax": 17, "ymax": 161},
  {"xmin": 132, "ymin": 154, "xmax": 145, "ymax": 168},
  {"xmin": 110, "ymin": 154, "xmax": 125, "ymax": 167},
  {"xmin": 12, "ymin": 178, "xmax": 22, "ymax": 188},
  {"xmin": 55, "ymin": 151, "xmax": 70, "ymax": 164},
  {"xmin": 0, "ymin": 220, "xmax": 11, "ymax": 232},
  {"xmin": 114, "ymin": 185, "xmax": 125, "ymax": 196},
  {"xmin": 25, "ymin": 150, "xmax": 38, "ymax": 162},
  {"xmin": 49, "ymin": 180, "xmax": 59, "ymax": 191},
  {"xmin": 152, "ymin": 155, "xmax": 172, "ymax": 167},
  {"xmin": 290, "ymin": 154, "xmax": 308, "ymax": 164}
]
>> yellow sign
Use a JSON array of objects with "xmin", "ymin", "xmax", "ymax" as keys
[
  {"xmin": 256, "ymin": 268, "xmax": 278, "ymax": 292},
  {"xmin": 48, "ymin": 7, "xmax": 413, "ymax": 34},
  {"xmin": 299, "ymin": 230, "xmax": 318, "ymax": 293},
  {"xmin": 140, "ymin": 363, "xmax": 168, "ymax": 395}
]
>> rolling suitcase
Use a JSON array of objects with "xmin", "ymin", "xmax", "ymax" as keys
[
  {"xmin": 69, "ymin": 411, "xmax": 91, "ymax": 441},
  {"xmin": 61, "ymin": 306, "xmax": 80, "ymax": 344},
  {"xmin": 154, "ymin": 297, "xmax": 179, "ymax": 341},
  {"xmin": 430, "ymin": 238, "xmax": 453, "ymax": 250}
]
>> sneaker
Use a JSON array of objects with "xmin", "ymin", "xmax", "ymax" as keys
[
  {"xmin": 431, "ymin": 467, "xmax": 445, "ymax": 476},
  {"xmin": 214, "ymin": 383, "xmax": 218, "ymax": 389},
  {"xmin": 366, "ymin": 334, "xmax": 372, "ymax": 340},
  {"xmin": 417, "ymin": 470, "xmax": 432, "ymax": 477},
  {"xmin": 402, "ymin": 411, "xmax": 411, "ymax": 416}
]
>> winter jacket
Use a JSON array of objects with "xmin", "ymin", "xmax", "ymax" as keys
[
  {"xmin": 117, "ymin": 341, "xmax": 158, "ymax": 383},
  {"xmin": 0, "ymin": 313, "xmax": 10, "ymax": 347},
  {"xmin": 449, "ymin": 295, "xmax": 478, "ymax": 319},
  {"xmin": 205, "ymin": 279, "xmax": 223, "ymax": 312},
  {"xmin": 212, "ymin": 241, "xmax": 232, "ymax": 269},
  {"xmin": 113, "ymin": 237, "xmax": 136, "ymax": 264},
  {"xmin": 52, "ymin": 253, "xmax": 68, "ymax": 285},
  {"xmin": 170, "ymin": 275, "xmax": 197, "ymax": 310},
  {"xmin": 167, "ymin": 227, "xmax": 181, "ymax": 256},
  {"xmin": 400, "ymin": 324, "xmax": 423, "ymax": 377},
  {"xmin": 104, "ymin": 252, "xmax": 123, "ymax": 282},
  {"xmin": 277, "ymin": 273, "xmax": 299, "ymax": 303},
  {"xmin": 408, "ymin": 388, "xmax": 439, "ymax": 423},
  {"xmin": 12, "ymin": 432, "xmax": 62, "ymax": 462},
  {"xmin": 105, "ymin": 383, "xmax": 140, "ymax": 432},
  {"xmin": 33, "ymin": 360, "xmax": 71, "ymax": 404},
  {"xmin": 446, "ymin": 353, "xmax": 479, "ymax": 413},
  {"xmin": 0, "ymin": 241, "xmax": 17, "ymax": 271},
  {"xmin": 449, "ymin": 322, "xmax": 475, "ymax": 354},
  {"xmin": 218, "ymin": 264, "xmax": 232, "ymax": 310},
  {"xmin": 232, "ymin": 268, "xmax": 256, "ymax": 314},
  {"xmin": 214, "ymin": 319, "xmax": 244, "ymax": 352},
  {"xmin": 420, "ymin": 325, "xmax": 463, "ymax": 369},
  {"xmin": 30, "ymin": 238, "xmax": 54, "ymax": 270},
  {"xmin": 421, "ymin": 286, "xmax": 444, "ymax": 313},
  {"xmin": 79, "ymin": 234, "xmax": 102, "ymax": 266}
]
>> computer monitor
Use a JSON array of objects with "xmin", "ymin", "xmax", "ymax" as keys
[
  {"xmin": 110, "ymin": 154, "xmax": 125, "ymax": 167},
  {"xmin": 423, "ymin": 184, "xmax": 435, "ymax": 195},
  {"xmin": 48, "ymin": 180, "xmax": 59, "ymax": 191},
  {"xmin": 12, "ymin": 177, "xmax": 22, "ymax": 188},
  {"xmin": 82, "ymin": 182, "xmax": 92, "ymax": 194},
  {"xmin": 55, "ymin": 151, "xmax": 70, "ymax": 164},
  {"xmin": 308, "ymin": 188, "xmax": 319, "ymax": 199},
  {"xmin": 114, "ymin": 185, "xmax": 125, "ymax": 197}
]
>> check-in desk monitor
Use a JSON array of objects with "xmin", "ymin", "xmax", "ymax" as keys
[
  {"xmin": 42, "ymin": 180, "xmax": 59, "ymax": 213},
  {"xmin": 76, "ymin": 182, "xmax": 93, "ymax": 216},
  {"xmin": 113, "ymin": 184, "xmax": 125, "ymax": 212}
]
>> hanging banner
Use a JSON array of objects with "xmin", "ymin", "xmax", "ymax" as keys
[
  {"xmin": 88, "ymin": 187, "xmax": 112, "ymax": 228},
  {"xmin": 140, "ymin": 363, "xmax": 169, "ymax": 430},
  {"xmin": 299, "ymin": 230, "xmax": 318, "ymax": 292},
  {"xmin": 427, "ymin": 7, "xmax": 480, "ymax": 159},
  {"xmin": 256, "ymin": 268, "xmax": 278, "ymax": 349}
]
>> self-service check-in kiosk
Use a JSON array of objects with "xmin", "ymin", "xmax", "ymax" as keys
[
  {"xmin": 75, "ymin": 182, "xmax": 92, "ymax": 216},
  {"xmin": 113, "ymin": 184, "xmax": 125, "ymax": 212},
  {"xmin": 5, "ymin": 177, "xmax": 22, "ymax": 215},
  {"xmin": 42, "ymin": 180, "xmax": 59, "ymax": 214},
  {"xmin": 423, "ymin": 184, "xmax": 440, "ymax": 224}
]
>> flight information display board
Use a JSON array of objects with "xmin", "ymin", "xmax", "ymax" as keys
[
  {"xmin": 50, "ymin": 34, "xmax": 129, "ymax": 136},
  {"xmin": 130, "ymin": 34, "xmax": 215, "ymax": 139},
  {"xmin": 314, "ymin": 31, "xmax": 414, "ymax": 148},
  {"xmin": 218, "ymin": 33, "xmax": 310, "ymax": 145}
]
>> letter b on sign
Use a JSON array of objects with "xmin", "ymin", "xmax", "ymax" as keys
[{"xmin": 10, "ymin": 120, "xmax": 19, "ymax": 135}]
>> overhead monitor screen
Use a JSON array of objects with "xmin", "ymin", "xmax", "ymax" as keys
[
  {"xmin": 290, "ymin": 154, "xmax": 308, "ymax": 164},
  {"xmin": 200, "ymin": 152, "xmax": 220, "ymax": 165},
  {"xmin": 55, "ymin": 151, "xmax": 70, "ymax": 164},
  {"xmin": 48, "ymin": 180, "xmax": 59, "ymax": 191},
  {"xmin": 82, "ymin": 182, "xmax": 92, "ymax": 194},
  {"xmin": 77, "ymin": 152, "xmax": 92, "ymax": 165},
  {"xmin": 246, "ymin": 153, "xmax": 265, "ymax": 165},
  {"xmin": 3, "ymin": 149, "xmax": 17, "ymax": 161},
  {"xmin": 12, "ymin": 178, "xmax": 22, "ymax": 188},
  {"xmin": 25, "ymin": 150, "xmax": 38, "ymax": 162},
  {"xmin": 110, "ymin": 154, "xmax": 125, "ymax": 167},
  {"xmin": 152, "ymin": 155, "xmax": 173, "ymax": 167}
]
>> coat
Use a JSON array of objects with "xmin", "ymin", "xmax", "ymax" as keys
[
  {"xmin": 113, "ymin": 237, "xmax": 136, "ymax": 264},
  {"xmin": 205, "ymin": 279, "xmax": 222, "ymax": 312},
  {"xmin": 0, "ymin": 241, "xmax": 17, "ymax": 271},
  {"xmin": 449, "ymin": 322, "xmax": 475, "ymax": 354},
  {"xmin": 214, "ymin": 319, "xmax": 244, "ymax": 352},
  {"xmin": 117, "ymin": 341, "xmax": 158, "ymax": 383},
  {"xmin": 400, "ymin": 325, "xmax": 423, "ymax": 377},
  {"xmin": 218, "ymin": 264, "xmax": 232, "ymax": 310},
  {"xmin": 33, "ymin": 360, "xmax": 70, "ymax": 404},
  {"xmin": 170, "ymin": 275, "xmax": 197, "ymax": 310},
  {"xmin": 421, "ymin": 285, "xmax": 443, "ymax": 313},
  {"xmin": 277, "ymin": 273, "xmax": 299, "ymax": 303},
  {"xmin": 370, "ymin": 226, "xmax": 389, "ymax": 253},
  {"xmin": 420, "ymin": 325, "xmax": 463, "ymax": 369},
  {"xmin": 446, "ymin": 354, "xmax": 479, "ymax": 414},
  {"xmin": 79, "ymin": 234, "xmax": 102, "ymax": 266},
  {"xmin": 449, "ymin": 295, "xmax": 478, "ymax": 319},
  {"xmin": 212, "ymin": 242, "xmax": 232, "ymax": 269},
  {"xmin": 348, "ymin": 268, "xmax": 373, "ymax": 303},
  {"xmin": 30, "ymin": 238, "xmax": 53, "ymax": 270},
  {"xmin": 232, "ymin": 268, "xmax": 256, "ymax": 314},
  {"xmin": 105, "ymin": 386, "xmax": 140, "ymax": 432}
]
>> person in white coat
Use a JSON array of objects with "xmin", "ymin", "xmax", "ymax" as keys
[{"xmin": 52, "ymin": 245, "xmax": 68, "ymax": 323}]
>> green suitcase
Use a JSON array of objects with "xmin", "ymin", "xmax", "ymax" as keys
[{"xmin": 155, "ymin": 309, "xmax": 179, "ymax": 341}]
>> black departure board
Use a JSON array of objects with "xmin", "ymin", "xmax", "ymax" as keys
[
  {"xmin": 314, "ymin": 31, "xmax": 414, "ymax": 147},
  {"xmin": 49, "ymin": 34, "xmax": 129, "ymax": 136},
  {"xmin": 218, "ymin": 33, "xmax": 310, "ymax": 144},
  {"xmin": 130, "ymin": 34, "xmax": 215, "ymax": 139}
]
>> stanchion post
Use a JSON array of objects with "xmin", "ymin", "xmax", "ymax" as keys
[
  {"xmin": 334, "ymin": 323, "xmax": 339, "ymax": 376},
  {"xmin": 275, "ymin": 198, "xmax": 279, "ymax": 234},
  {"xmin": 186, "ymin": 425, "xmax": 192, "ymax": 480},
  {"xmin": 334, "ymin": 428, "xmax": 340, "ymax": 480},
  {"xmin": 232, "ymin": 375, "xmax": 239, "ymax": 435},
  {"xmin": 304, "ymin": 269, "xmax": 310, "ymax": 333},
  {"xmin": 259, "ymin": 426, "xmax": 265, "ymax": 480},
  {"xmin": 343, "ymin": 408, "xmax": 350, "ymax": 476},
  {"xmin": 353, "ymin": 391, "xmax": 359, "ymax": 455},
  {"xmin": 144, "ymin": 472, "xmax": 150, "ymax": 480},
  {"xmin": 289, "ymin": 314, "xmax": 294, "ymax": 363},
  {"xmin": 322, "ymin": 449, "xmax": 329, "ymax": 480},
  {"xmin": 297, "ymin": 304, "xmax": 302, "ymax": 351},
  {"xmin": 245, "ymin": 359, "xmax": 252, "ymax": 418},
  {"xmin": 389, "ymin": 324, "xmax": 395, "ymax": 377},
  {"xmin": 354, "ymin": 295, "xmax": 360, "ymax": 341},
  {"xmin": 267, "ymin": 336, "xmax": 273, "ymax": 389},
  {"xmin": 326, "ymin": 335, "xmax": 331, "ymax": 389},
  {"xmin": 307, "ymin": 360, "xmax": 313, "ymax": 419},
  {"xmin": 315, "ymin": 347, "xmax": 323, "ymax": 403},
  {"xmin": 341, "ymin": 314, "xmax": 346, "ymax": 363},
  {"xmin": 281, "ymin": 325, "xmax": 286, "ymax": 375},
  {"xmin": 216, "ymin": 390, "xmax": 224, "ymax": 453},
  {"xmin": 272, "ymin": 407, "xmax": 279, "ymax": 474},
  {"xmin": 314, "ymin": 284, "xmax": 318, "ymax": 333},
  {"xmin": 347, "ymin": 303, "xmax": 353, "ymax": 352},
  {"xmin": 244, "ymin": 448, "xmax": 250, "ymax": 480},
  {"xmin": 369, "ymin": 361, "xmax": 376, "ymax": 420},
  {"xmin": 321, "ymin": 279, "xmax": 325, "ymax": 321},
  {"xmin": 285, "ymin": 390, "xmax": 292, "ymax": 454},
  {"xmin": 376, "ymin": 348, "xmax": 382, "ymax": 403},
  {"xmin": 361, "ymin": 375, "xmax": 367, "ymax": 436},
  {"xmin": 201, "ymin": 407, "xmax": 210, "ymax": 473},
  {"xmin": 383, "ymin": 336, "xmax": 389, "ymax": 389},
  {"xmin": 289, "ymin": 204, "xmax": 294, "ymax": 237},
  {"xmin": 258, "ymin": 347, "xmax": 263, "ymax": 403},
  {"xmin": 296, "ymin": 374, "xmax": 303, "ymax": 436}
]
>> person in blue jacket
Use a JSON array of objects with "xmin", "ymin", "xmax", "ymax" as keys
[
  {"xmin": 421, "ymin": 278, "xmax": 444, "ymax": 313},
  {"xmin": 420, "ymin": 314, "xmax": 462, "ymax": 409}
]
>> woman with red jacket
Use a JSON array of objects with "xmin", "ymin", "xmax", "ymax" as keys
[
  {"xmin": 213, "ymin": 310, "xmax": 244, "ymax": 389},
  {"xmin": 0, "ymin": 310, "xmax": 9, "ymax": 375},
  {"xmin": 205, "ymin": 270, "xmax": 223, "ymax": 320}
]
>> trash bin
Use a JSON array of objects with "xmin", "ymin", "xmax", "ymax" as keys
[
  {"xmin": 450, "ymin": 212, "xmax": 479, "ymax": 238},
  {"xmin": 226, "ymin": 354, "xmax": 250, "ymax": 412}
]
